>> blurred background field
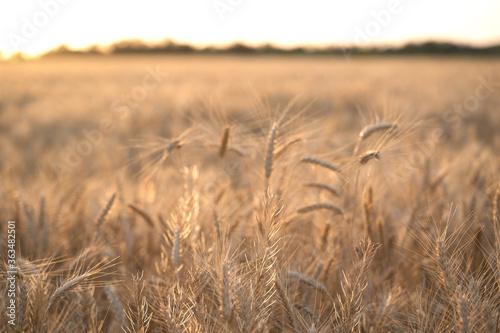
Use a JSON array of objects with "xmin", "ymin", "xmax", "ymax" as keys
[{"xmin": 1, "ymin": 55, "xmax": 499, "ymax": 183}]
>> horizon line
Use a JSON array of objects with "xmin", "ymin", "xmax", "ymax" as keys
[{"xmin": 3, "ymin": 38, "xmax": 500, "ymax": 60}]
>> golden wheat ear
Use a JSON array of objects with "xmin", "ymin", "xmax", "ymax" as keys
[
  {"xmin": 297, "ymin": 202, "xmax": 345, "ymax": 215},
  {"xmin": 93, "ymin": 193, "xmax": 116, "ymax": 243},
  {"xmin": 264, "ymin": 121, "xmax": 279, "ymax": 188},
  {"xmin": 219, "ymin": 126, "xmax": 230, "ymax": 159},
  {"xmin": 359, "ymin": 122, "xmax": 398, "ymax": 141},
  {"xmin": 303, "ymin": 182, "xmax": 341, "ymax": 197},
  {"xmin": 353, "ymin": 121, "xmax": 398, "ymax": 155},
  {"xmin": 301, "ymin": 156, "xmax": 341, "ymax": 173},
  {"xmin": 359, "ymin": 150, "xmax": 380, "ymax": 165}
]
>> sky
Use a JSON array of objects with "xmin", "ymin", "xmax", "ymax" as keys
[{"xmin": 1, "ymin": 0, "xmax": 500, "ymax": 58}]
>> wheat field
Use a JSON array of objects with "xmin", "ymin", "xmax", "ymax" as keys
[{"xmin": 1, "ymin": 55, "xmax": 500, "ymax": 332}]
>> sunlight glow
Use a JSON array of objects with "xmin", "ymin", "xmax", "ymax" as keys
[{"xmin": 1, "ymin": 0, "xmax": 499, "ymax": 58}]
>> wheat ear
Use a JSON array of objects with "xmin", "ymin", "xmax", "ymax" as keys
[
  {"xmin": 265, "ymin": 122, "xmax": 279, "ymax": 187},
  {"xmin": 353, "ymin": 122, "xmax": 397, "ymax": 156},
  {"xmin": 458, "ymin": 287, "xmax": 470, "ymax": 333},
  {"xmin": 359, "ymin": 122, "xmax": 398, "ymax": 140},
  {"xmin": 46, "ymin": 274, "xmax": 89, "ymax": 314},
  {"xmin": 288, "ymin": 270, "xmax": 335, "ymax": 304},
  {"xmin": 301, "ymin": 156, "xmax": 341, "ymax": 173},
  {"xmin": 94, "ymin": 193, "xmax": 116, "ymax": 242},
  {"xmin": 172, "ymin": 227, "xmax": 181, "ymax": 271},
  {"xmin": 219, "ymin": 126, "xmax": 230, "ymax": 158},
  {"xmin": 127, "ymin": 204, "xmax": 155, "ymax": 228},
  {"xmin": 297, "ymin": 202, "xmax": 345, "ymax": 216},
  {"xmin": 303, "ymin": 182, "xmax": 341, "ymax": 197},
  {"xmin": 359, "ymin": 150, "xmax": 380, "ymax": 165}
]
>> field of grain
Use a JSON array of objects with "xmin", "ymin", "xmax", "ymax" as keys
[{"xmin": 1, "ymin": 55, "xmax": 500, "ymax": 332}]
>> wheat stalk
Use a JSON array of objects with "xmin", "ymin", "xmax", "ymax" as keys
[
  {"xmin": 205, "ymin": 141, "xmax": 247, "ymax": 157},
  {"xmin": 429, "ymin": 167, "xmax": 450, "ymax": 192},
  {"xmin": 274, "ymin": 276, "xmax": 299, "ymax": 330},
  {"xmin": 166, "ymin": 139, "xmax": 182, "ymax": 153},
  {"xmin": 319, "ymin": 257, "xmax": 334, "ymax": 283},
  {"xmin": 376, "ymin": 216, "xmax": 385, "ymax": 250},
  {"xmin": 493, "ymin": 188, "xmax": 499, "ymax": 227},
  {"xmin": 362, "ymin": 186, "xmax": 374, "ymax": 237},
  {"xmin": 320, "ymin": 223, "xmax": 330, "ymax": 250},
  {"xmin": 220, "ymin": 259, "xmax": 232, "ymax": 322},
  {"xmin": 274, "ymin": 137, "xmax": 302, "ymax": 161},
  {"xmin": 105, "ymin": 285, "xmax": 125, "ymax": 328}
]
